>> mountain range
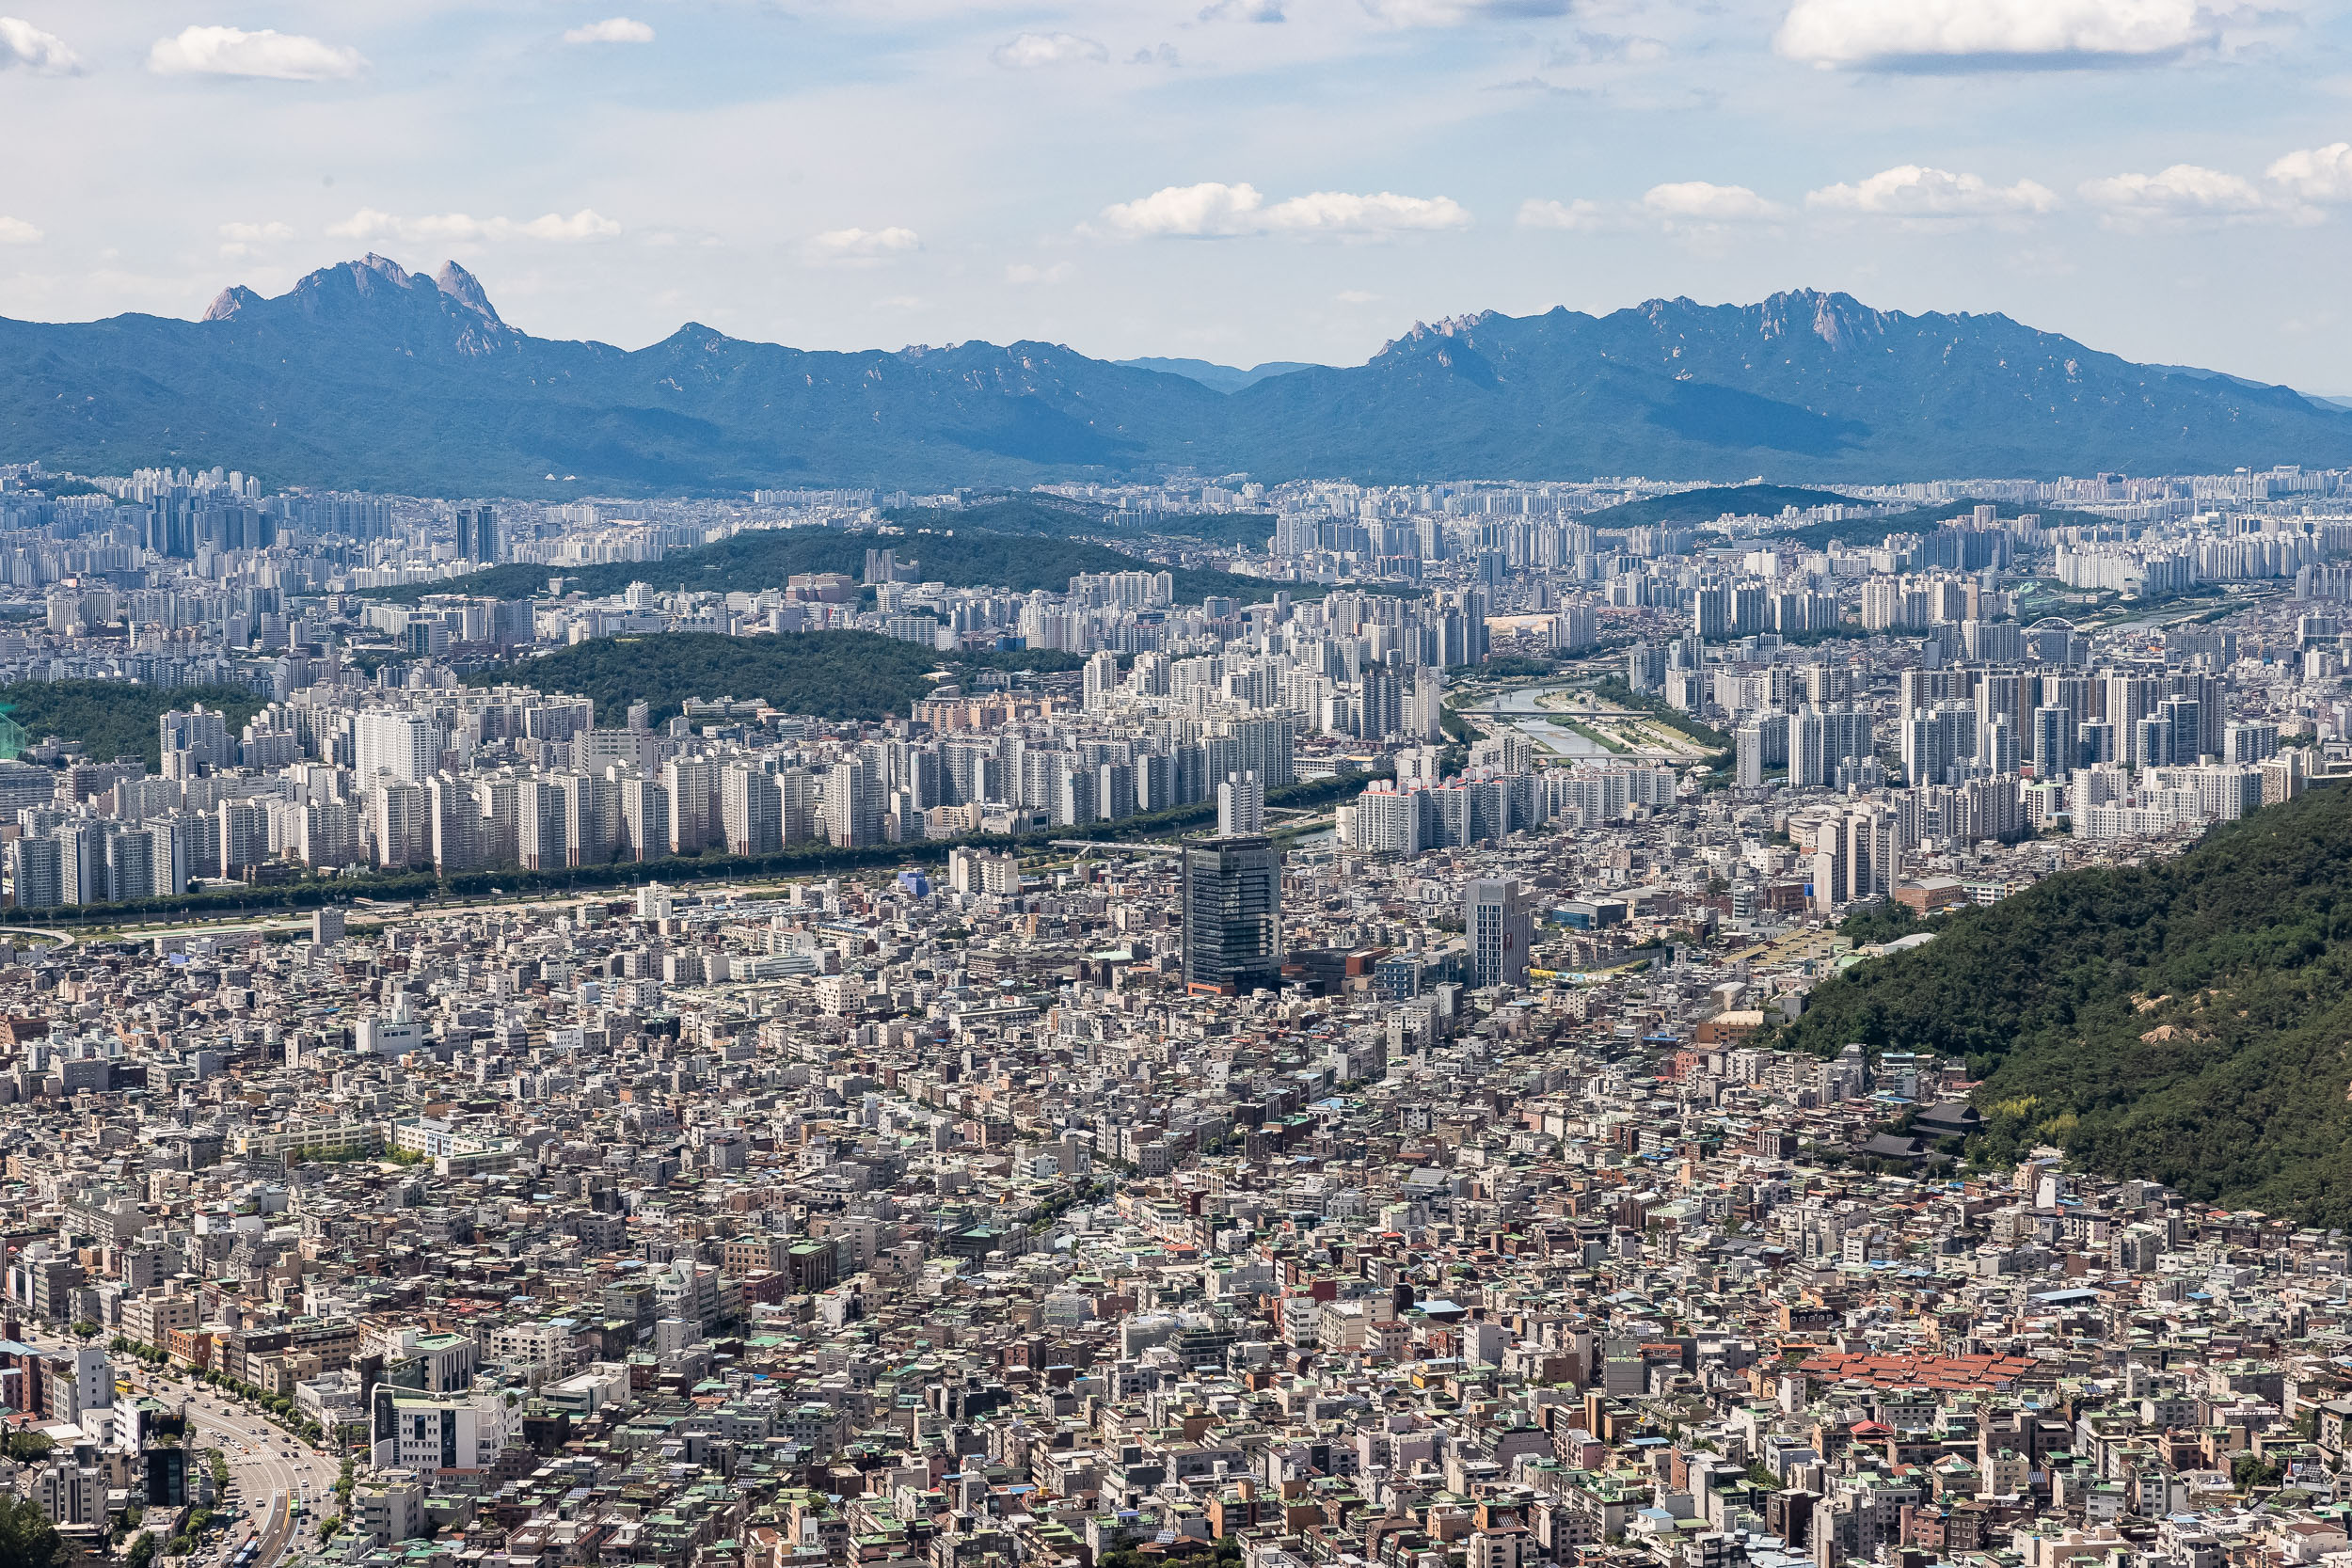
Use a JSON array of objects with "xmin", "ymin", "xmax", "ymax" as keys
[
  {"xmin": 4, "ymin": 253, "xmax": 2351, "ymax": 497},
  {"xmin": 1112, "ymin": 356, "xmax": 1324, "ymax": 394}
]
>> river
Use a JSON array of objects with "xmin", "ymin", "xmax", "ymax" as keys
[{"xmin": 1470, "ymin": 681, "xmax": 1613, "ymax": 759}]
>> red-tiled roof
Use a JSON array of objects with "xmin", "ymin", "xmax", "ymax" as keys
[{"xmin": 1793, "ymin": 1350, "xmax": 2034, "ymax": 1390}]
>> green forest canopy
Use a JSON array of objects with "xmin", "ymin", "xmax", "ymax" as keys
[
  {"xmin": 374, "ymin": 524, "xmax": 1297, "ymax": 608},
  {"xmin": 1578, "ymin": 484, "xmax": 1858, "ymax": 531},
  {"xmin": 469, "ymin": 631, "xmax": 949, "ymax": 726},
  {"xmin": 887, "ymin": 498, "xmax": 1279, "ymax": 552},
  {"xmin": 1775, "ymin": 783, "xmax": 2352, "ymax": 1226},
  {"xmin": 0, "ymin": 680, "xmax": 266, "ymax": 768}
]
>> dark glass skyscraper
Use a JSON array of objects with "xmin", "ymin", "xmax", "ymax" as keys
[{"xmin": 1181, "ymin": 834, "xmax": 1283, "ymax": 996}]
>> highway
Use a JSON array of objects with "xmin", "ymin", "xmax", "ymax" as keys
[{"xmin": 21, "ymin": 1332, "xmax": 342, "ymax": 1568}]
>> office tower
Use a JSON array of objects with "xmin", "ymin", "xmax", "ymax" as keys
[
  {"xmin": 1464, "ymin": 878, "xmax": 1533, "ymax": 990},
  {"xmin": 454, "ymin": 505, "xmax": 501, "ymax": 564},
  {"xmin": 1181, "ymin": 835, "xmax": 1284, "ymax": 996},
  {"xmin": 1218, "ymin": 770, "xmax": 1264, "ymax": 836}
]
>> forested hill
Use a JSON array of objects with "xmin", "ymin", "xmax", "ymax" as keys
[
  {"xmin": 374, "ymin": 522, "xmax": 1291, "ymax": 607},
  {"xmin": 1776, "ymin": 783, "xmax": 2352, "ymax": 1225}
]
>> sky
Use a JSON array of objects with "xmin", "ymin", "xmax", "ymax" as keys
[{"xmin": 3, "ymin": 0, "xmax": 2352, "ymax": 388}]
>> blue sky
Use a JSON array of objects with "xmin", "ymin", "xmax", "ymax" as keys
[{"xmin": 3, "ymin": 0, "xmax": 2351, "ymax": 389}]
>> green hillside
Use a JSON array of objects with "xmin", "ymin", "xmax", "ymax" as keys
[
  {"xmin": 0, "ymin": 680, "xmax": 266, "ymax": 768},
  {"xmin": 1776, "ymin": 784, "xmax": 2352, "ymax": 1224},
  {"xmin": 1579, "ymin": 483, "xmax": 1858, "ymax": 530},
  {"xmin": 377, "ymin": 524, "xmax": 1293, "ymax": 608},
  {"xmin": 890, "ymin": 498, "xmax": 1279, "ymax": 553},
  {"xmin": 1748, "ymin": 498, "xmax": 2127, "ymax": 553},
  {"xmin": 472, "ymin": 632, "xmax": 941, "ymax": 726}
]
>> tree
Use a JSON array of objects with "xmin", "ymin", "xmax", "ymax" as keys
[
  {"xmin": 122, "ymin": 1533, "xmax": 156, "ymax": 1568},
  {"xmin": 4, "ymin": 1431, "xmax": 53, "ymax": 1464},
  {"xmin": 0, "ymin": 1494, "xmax": 65, "ymax": 1568}
]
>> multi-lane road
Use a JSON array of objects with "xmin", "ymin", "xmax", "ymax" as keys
[{"xmin": 21, "ymin": 1332, "xmax": 342, "ymax": 1568}]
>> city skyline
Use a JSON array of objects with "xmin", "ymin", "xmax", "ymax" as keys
[{"xmin": 4, "ymin": 1, "xmax": 2352, "ymax": 389}]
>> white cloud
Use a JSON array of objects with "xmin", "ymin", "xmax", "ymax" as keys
[
  {"xmin": 1518, "ymin": 197, "xmax": 1608, "ymax": 230},
  {"xmin": 2078, "ymin": 164, "xmax": 2273, "ymax": 224},
  {"xmin": 2268, "ymin": 143, "xmax": 2352, "ymax": 203},
  {"xmin": 325, "ymin": 209, "xmax": 400, "ymax": 243},
  {"xmin": 510, "ymin": 211, "xmax": 623, "ymax": 241},
  {"xmin": 1097, "ymin": 182, "xmax": 1267, "ymax": 238},
  {"xmin": 1094, "ymin": 182, "xmax": 1466, "ymax": 239},
  {"xmin": 1805, "ymin": 165, "xmax": 2059, "ymax": 216},
  {"xmin": 1263, "ymin": 190, "xmax": 1470, "ymax": 234},
  {"xmin": 1200, "ymin": 0, "xmax": 1286, "ymax": 19},
  {"xmin": 1641, "ymin": 182, "xmax": 1783, "ymax": 221},
  {"xmin": 1774, "ymin": 0, "xmax": 2210, "ymax": 69},
  {"xmin": 326, "ymin": 208, "xmax": 621, "ymax": 244},
  {"xmin": 218, "ymin": 219, "xmax": 295, "ymax": 258},
  {"xmin": 148, "ymin": 24, "xmax": 365, "ymax": 80},
  {"xmin": 564, "ymin": 17, "xmax": 655, "ymax": 44},
  {"xmin": 0, "ymin": 17, "xmax": 83, "ymax": 75},
  {"xmin": 0, "ymin": 215, "xmax": 41, "ymax": 245},
  {"xmin": 1335, "ymin": 289, "xmax": 1380, "ymax": 304},
  {"xmin": 1006, "ymin": 261, "xmax": 1074, "ymax": 284},
  {"xmin": 991, "ymin": 32, "xmax": 1108, "ymax": 67},
  {"xmin": 806, "ymin": 226, "xmax": 922, "ymax": 264}
]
